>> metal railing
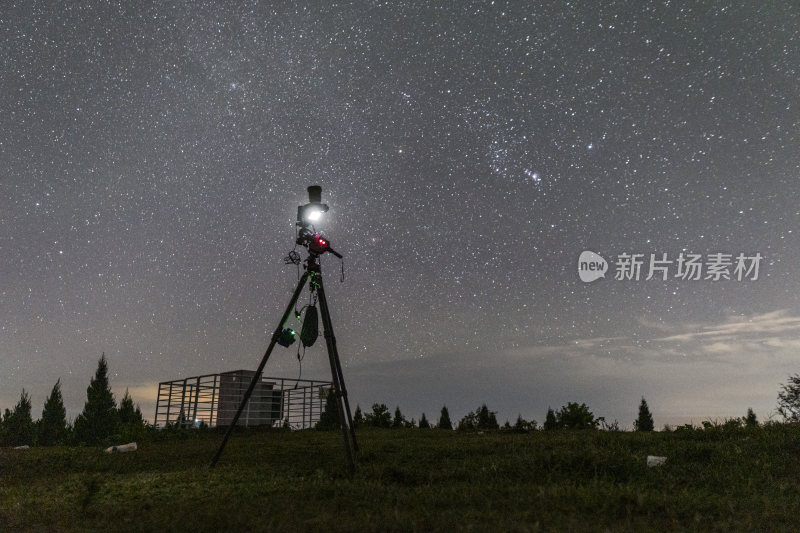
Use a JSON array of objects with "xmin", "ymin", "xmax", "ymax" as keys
[{"xmin": 154, "ymin": 370, "xmax": 330, "ymax": 429}]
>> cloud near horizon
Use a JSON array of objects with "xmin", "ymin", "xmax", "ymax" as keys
[{"xmin": 347, "ymin": 309, "xmax": 800, "ymax": 428}]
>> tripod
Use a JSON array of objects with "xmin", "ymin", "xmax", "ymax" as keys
[{"xmin": 210, "ymin": 234, "xmax": 358, "ymax": 471}]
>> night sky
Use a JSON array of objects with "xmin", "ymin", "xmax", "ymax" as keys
[{"xmin": 2, "ymin": 2, "xmax": 799, "ymax": 429}]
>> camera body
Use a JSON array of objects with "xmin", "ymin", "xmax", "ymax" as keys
[
  {"xmin": 297, "ymin": 185, "xmax": 329, "ymax": 227},
  {"xmin": 295, "ymin": 186, "xmax": 342, "ymax": 258}
]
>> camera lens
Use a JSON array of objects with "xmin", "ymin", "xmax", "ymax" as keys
[{"xmin": 307, "ymin": 185, "xmax": 322, "ymax": 203}]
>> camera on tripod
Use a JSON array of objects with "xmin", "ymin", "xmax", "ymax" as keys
[{"xmin": 211, "ymin": 185, "xmax": 357, "ymax": 471}]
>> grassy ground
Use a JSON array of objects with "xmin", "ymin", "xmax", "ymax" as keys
[{"xmin": 1, "ymin": 424, "xmax": 799, "ymax": 532}]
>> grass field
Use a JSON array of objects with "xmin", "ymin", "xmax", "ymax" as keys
[{"xmin": 1, "ymin": 424, "xmax": 799, "ymax": 531}]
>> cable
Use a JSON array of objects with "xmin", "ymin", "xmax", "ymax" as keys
[
  {"xmin": 295, "ymin": 343, "xmax": 305, "ymax": 384},
  {"xmin": 284, "ymin": 249, "xmax": 301, "ymax": 279}
]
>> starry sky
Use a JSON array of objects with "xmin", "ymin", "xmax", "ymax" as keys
[{"xmin": 2, "ymin": 1, "xmax": 799, "ymax": 429}]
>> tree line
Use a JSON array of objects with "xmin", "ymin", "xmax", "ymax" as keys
[
  {"xmin": 329, "ymin": 372, "xmax": 800, "ymax": 431},
  {"xmin": 6, "ymin": 360, "xmax": 797, "ymax": 446},
  {"xmin": 0, "ymin": 354, "xmax": 147, "ymax": 447},
  {"xmin": 321, "ymin": 396, "xmax": 764, "ymax": 433}
]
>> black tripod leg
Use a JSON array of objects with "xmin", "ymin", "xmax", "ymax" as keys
[
  {"xmin": 316, "ymin": 275, "xmax": 359, "ymax": 464},
  {"xmin": 326, "ymin": 349, "xmax": 355, "ymax": 473},
  {"xmin": 210, "ymin": 271, "xmax": 310, "ymax": 467},
  {"xmin": 330, "ymin": 336, "xmax": 359, "ymax": 452}
]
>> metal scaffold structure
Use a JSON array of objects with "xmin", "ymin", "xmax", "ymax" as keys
[{"xmin": 154, "ymin": 370, "xmax": 330, "ymax": 429}]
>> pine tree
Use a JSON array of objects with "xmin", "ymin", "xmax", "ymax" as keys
[
  {"xmin": 315, "ymin": 390, "xmax": 340, "ymax": 430},
  {"xmin": 392, "ymin": 406, "xmax": 406, "ymax": 428},
  {"xmin": 634, "ymin": 397, "xmax": 654, "ymax": 432},
  {"xmin": 438, "ymin": 405, "xmax": 452, "ymax": 430},
  {"xmin": 745, "ymin": 407, "xmax": 758, "ymax": 427},
  {"xmin": 39, "ymin": 380, "xmax": 68, "ymax": 445},
  {"xmin": 543, "ymin": 407, "xmax": 558, "ymax": 430},
  {"xmin": 3, "ymin": 389, "xmax": 35, "ymax": 446},
  {"xmin": 117, "ymin": 389, "xmax": 146, "ymax": 440},
  {"xmin": 353, "ymin": 405, "xmax": 364, "ymax": 428},
  {"xmin": 777, "ymin": 374, "xmax": 800, "ymax": 422},
  {"xmin": 117, "ymin": 389, "xmax": 137, "ymax": 425},
  {"xmin": 476, "ymin": 404, "xmax": 499, "ymax": 430},
  {"xmin": 74, "ymin": 353, "xmax": 119, "ymax": 444},
  {"xmin": 0, "ymin": 409, "xmax": 7, "ymax": 444},
  {"xmin": 418, "ymin": 413, "xmax": 430, "ymax": 429}
]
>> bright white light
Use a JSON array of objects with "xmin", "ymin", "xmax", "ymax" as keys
[{"xmin": 306, "ymin": 209, "xmax": 323, "ymax": 222}]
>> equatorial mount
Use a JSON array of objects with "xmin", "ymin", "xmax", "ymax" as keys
[{"xmin": 297, "ymin": 227, "xmax": 342, "ymax": 259}]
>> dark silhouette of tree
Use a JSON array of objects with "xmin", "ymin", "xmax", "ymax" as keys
[
  {"xmin": 0, "ymin": 408, "xmax": 7, "ymax": 443},
  {"xmin": 2, "ymin": 389, "xmax": 35, "ymax": 446},
  {"xmin": 556, "ymin": 402, "xmax": 598, "ymax": 430},
  {"xmin": 175, "ymin": 408, "xmax": 188, "ymax": 428},
  {"xmin": 438, "ymin": 405, "xmax": 452, "ymax": 430},
  {"xmin": 543, "ymin": 407, "xmax": 558, "ymax": 430},
  {"xmin": 352, "ymin": 405, "xmax": 364, "ymax": 428},
  {"xmin": 777, "ymin": 374, "xmax": 800, "ymax": 422},
  {"xmin": 457, "ymin": 410, "xmax": 477, "ymax": 430},
  {"xmin": 419, "ymin": 413, "xmax": 430, "ymax": 429},
  {"xmin": 364, "ymin": 403, "xmax": 391, "ymax": 428},
  {"xmin": 476, "ymin": 404, "xmax": 499, "ymax": 430},
  {"xmin": 117, "ymin": 389, "xmax": 147, "ymax": 440},
  {"xmin": 315, "ymin": 391, "xmax": 340, "ymax": 430},
  {"xmin": 512, "ymin": 414, "xmax": 536, "ymax": 432},
  {"xmin": 600, "ymin": 418, "xmax": 621, "ymax": 431},
  {"xmin": 118, "ymin": 389, "xmax": 140, "ymax": 425},
  {"xmin": 73, "ymin": 354, "xmax": 119, "ymax": 445},
  {"xmin": 745, "ymin": 407, "xmax": 758, "ymax": 427},
  {"xmin": 392, "ymin": 406, "xmax": 406, "ymax": 428},
  {"xmin": 458, "ymin": 404, "xmax": 500, "ymax": 431},
  {"xmin": 39, "ymin": 380, "xmax": 68, "ymax": 445},
  {"xmin": 634, "ymin": 397, "xmax": 654, "ymax": 432}
]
